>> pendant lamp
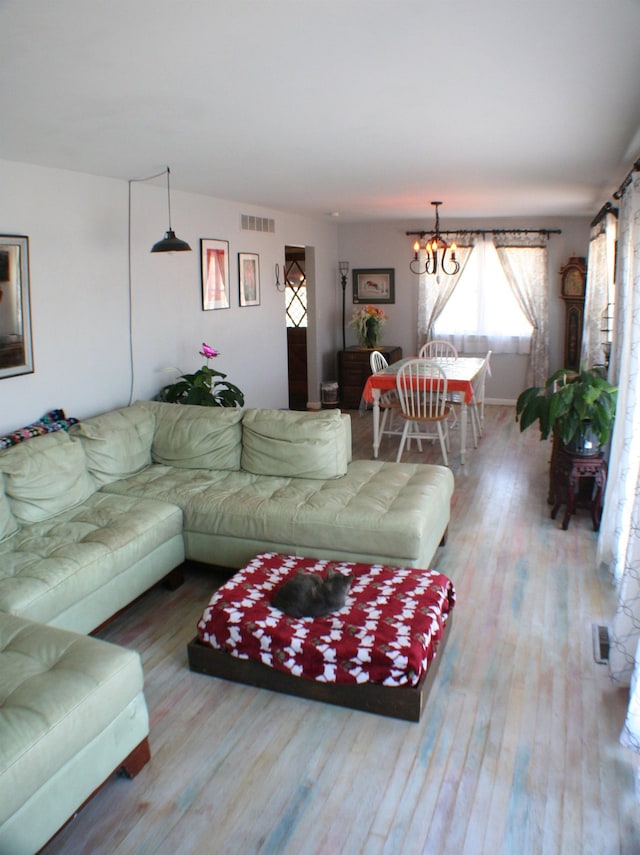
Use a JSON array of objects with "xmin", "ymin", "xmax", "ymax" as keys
[{"xmin": 150, "ymin": 166, "xmax": 191, "ymax": 253}]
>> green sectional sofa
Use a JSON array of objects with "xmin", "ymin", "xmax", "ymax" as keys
[
  {"xmin": 0, "ymin": 402, "xmax": 453, "ymax": 851},
  {"xmin": 0, "ymin": 402, "xmax": 454, "ymax": 631}
]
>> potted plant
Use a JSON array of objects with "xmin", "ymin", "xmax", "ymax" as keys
[
  {"xmin": 515, "ymin": 366, "xmax": 617, "ymax": 455},
  {"xmin": 158, "ymin": 343, "xmax": 245, "ymax": 408}
]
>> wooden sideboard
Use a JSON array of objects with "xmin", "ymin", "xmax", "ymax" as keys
[{"xmin": 338, "ymin": 345, "xmax": 402, "ymax": 409}]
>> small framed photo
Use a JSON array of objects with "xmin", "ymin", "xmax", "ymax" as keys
[
  {"xmin": 201, "ymin": 238, "xmax": 230, "ymax": 310},
  {"xmin": 238, "ymin": 252, "xmax": 260, "ymax": 307},
  {"xmin": 352, "ymin": 268, "xmax": 395, "ymax": 304}
]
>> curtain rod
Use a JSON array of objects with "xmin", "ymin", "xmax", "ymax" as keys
[
  {"xmin": 405, "ymin": 227, "xmax": 562, "ymax": 238},
  {"xmin": 590, "ymin": 201, "xmax": 618, "ymax": 228},
  {"xmin": 613, "ymin": 158, "xmax": 640, "ymax": 200}
]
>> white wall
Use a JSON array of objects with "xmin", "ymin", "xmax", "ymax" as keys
[
  {"xmin": 0, "ymin": 155, "xmax": 595, "ymax": 437},
  {"xmin": 0, "ymin": 159, "xmax": 340, "ymax": 434},
  {"xmin": 338, "ymin": 215, "xmax": 592, "ymax": 401}
]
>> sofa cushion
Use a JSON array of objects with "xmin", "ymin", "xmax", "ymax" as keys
[
  {"xmin": 71, "ymin": 403, "xmax": 155, "ymax": 486},
  {"xmin": 140, "ymin": 401, "xmax": 243, "ymax": 470},
  {"xmin": 0, "ymin": 432, "xmax": 96, "ymax": 524},
  {"xmin": 101, "ymin": 459, "xmax": 454, "ymax": 566},
  {"xmin": 0, "ymin": 492, "xmax": 184, "ymax": 626},
  {"xmin": 0, "ymin": 476, "xmax": 19, "ymax": 543},
  {"xmin": 241, "ymin": 408, "xmax": 349, "ymax": 479},
  {"xmin": 0, "ymin": 614, "xmax": 148, "ymax": 835}
]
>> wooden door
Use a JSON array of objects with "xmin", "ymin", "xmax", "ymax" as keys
[{"xmin": 285, "ymin": 247, "xmax": 308, "ymax": 410}]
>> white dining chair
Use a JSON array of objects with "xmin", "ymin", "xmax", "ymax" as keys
[
  {"xmin": 395, "ymin": 359, "xmax": 451, "ymax": 465},
  {"xmin": 418, "ymin": 340, "xmax": 458, "ymax": 361},
  {"xmin": 369, "ymin": 350, "xmax": 401, "ymax": 440},
  {"xmin": 419, "ymin": 340, "xmax": 459, "ymax": 426}
]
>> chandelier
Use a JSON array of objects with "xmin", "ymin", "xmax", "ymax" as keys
[{"xmin": 409, "ymin": 201, "xmax": 460, "ymax": 276}]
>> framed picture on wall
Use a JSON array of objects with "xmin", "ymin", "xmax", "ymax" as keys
[
  {"xmin": 201, "ymin": 238, "xmax": 230, "ymax": 310},
  {"xmin": 238, "ymin": 252, "xmax": 260, "ymax": 306},
  {"xmin": 0, "ymin": 234, "xmax": 34, "ymax": 380},
  {"xmin": 352, "ymin": 268, "xmax": 395, "ymax": 304}
]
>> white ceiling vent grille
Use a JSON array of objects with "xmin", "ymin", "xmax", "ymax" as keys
[{"xmin": 241, "ymin": 214, "xmax": 275, "ymax": 234}]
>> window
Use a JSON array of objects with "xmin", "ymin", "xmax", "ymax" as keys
[
  {"xmin": 285, "ymin": 256, "xmax": 307, "ymax": 328},
  {"xmin": 433, "ymin": 239, "xmax": 533, "ymax": 353}
]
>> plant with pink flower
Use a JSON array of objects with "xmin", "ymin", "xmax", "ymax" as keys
[{"xmin": 159, "ymin": 342, "xmax": 244, "ymax": 407}]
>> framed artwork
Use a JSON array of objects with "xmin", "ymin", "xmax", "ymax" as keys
[
  {"xmin": 201, "ymin": 238, "xmax": 230, "ymax": 310},
  {"xmin": 352, "ymin": 268, "xmax": 395, "ymax": 304},
  {"xmin": 238, "ymin": 252, "xmax": 260, "ymax": 306},
  {"xmin": 0, "ymin": 234, "xmax": 34, "ymax": 379}
]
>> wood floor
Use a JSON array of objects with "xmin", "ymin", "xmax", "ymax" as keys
[{"xmin": 43, "ymin": 406, "xmax": 640, "ymax": 855}]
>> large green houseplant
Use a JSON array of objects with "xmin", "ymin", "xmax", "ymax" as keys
[
  {"xmin": 158, "ymin": 343, "xmax": 245, "ymax": 408},
  {"xmin": 515, "ymin": 366, "xmax": 617, "ymax": 454}
]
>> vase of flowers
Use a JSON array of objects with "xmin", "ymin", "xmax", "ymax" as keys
[
  {"xmin": 158, "ymin": 343, "xmax": 245, "ymax": 407},
  {"xmin": 349, "ymin": 305, "xmax": 387, "ymax": 348}
]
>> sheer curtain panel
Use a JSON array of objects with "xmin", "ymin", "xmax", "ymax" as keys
[
  {"xmin": 494, "ymin": 235, "xmax": 549, "ymax": 388},
  {"xmin": 596, "ymin": 172, "xmax": 640, "ymax": 754},
  {"xmin": 417, "ymin": 240, "xmax": 473, "ymax": 350},
  {"xmin": 581, "ymin": 212, "xmax": 617, "ymax": 370}
]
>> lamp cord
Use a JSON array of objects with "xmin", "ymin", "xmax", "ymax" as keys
[
  {"xmin": 127, "ymin": 167, "xmax": 169, "ymax": 405},
  {"xmin": 166, "ymin": 167, "xmax": 173, "ymax": 231}
]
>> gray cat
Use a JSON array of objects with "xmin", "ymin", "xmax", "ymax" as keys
[{"xmin": 273, "ymin": 567, "xmax": 353, "ymax": 618}]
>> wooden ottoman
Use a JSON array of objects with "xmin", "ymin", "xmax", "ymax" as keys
[
  {"xmin": 0, "ymin": 614, "xmax": 150, "ymax": 855},
  {"xmin": 188, "ymin": 552, "xmax": 455, "ymax": 722}
]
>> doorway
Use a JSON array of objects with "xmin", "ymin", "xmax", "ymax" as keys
[{"xmin": 285, "ymin": 245, "xmax": 308, "ymax": 410}]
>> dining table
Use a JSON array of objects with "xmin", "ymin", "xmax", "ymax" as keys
[{"xmin": 361, "ymin": 356, "xmax": 485, "ymax": 464}]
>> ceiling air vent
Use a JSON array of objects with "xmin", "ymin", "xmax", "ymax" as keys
[{"xmin": 241, "ymin": 214, "xmax": 275, "ymax": 233}]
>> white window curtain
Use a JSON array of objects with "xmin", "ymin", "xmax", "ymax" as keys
[
  {"xmin": 595, "ymin": 171, "xmax": 640, "ymax": 754},
  {"xmin": 416, "ymin": 238, "xmax": 474, "ymax": 349},
  {"xmin": 581, "ymin": 212, "xmax": 617, "ymax": 369},
  {"xmin": 494, "ymin": 235, "xmax": 549, "ymax": 388},
  {"xmin": 433, "ymin": 237, "xmax": 534, "ymax": 356}
]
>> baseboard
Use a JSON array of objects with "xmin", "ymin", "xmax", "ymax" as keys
[{"xmin": 486, "ymin": 398, "xmax": 517, "ymax": 407}]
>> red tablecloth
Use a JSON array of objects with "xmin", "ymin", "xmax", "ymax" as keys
[{"xmin": 362, "ymin": 357, "xmax": 482, "ymax": 404}]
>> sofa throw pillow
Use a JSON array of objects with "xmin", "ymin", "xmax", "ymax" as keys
[
  {"xmin": 72, "ymin": 403, "xmax": 155, "ymax": 486},
  {"xmin": 0, "ymin": 474, "xmax": 19, "ymax": 542},
  {"xmin": 241, "ymin": 409, "xmax": 349, "ymax": 479},
  {"xmin": 0, "ymin": 431, "xmax": 96, "ymax": 524},
  {"xmin": 141, "ymin": 401, "xmax": 243, "ymax": 470}
]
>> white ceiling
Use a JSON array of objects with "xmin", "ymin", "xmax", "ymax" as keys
[{"xmin": 2, "ymin": 0, "xmax": 640, "ymax": 222}]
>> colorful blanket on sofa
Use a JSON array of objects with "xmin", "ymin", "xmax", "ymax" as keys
[
  {"xmin": 0, "ymin": 409, "xmax": 79, "ymax": 449},
  {"xmin": 197, "ymin": 552, "xmax": 455, "ymax": 688}
]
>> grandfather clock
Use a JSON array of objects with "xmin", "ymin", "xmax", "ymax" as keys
[{"xmin": 559, "ymin": 256, "xmax": 587, "ymax": 371}]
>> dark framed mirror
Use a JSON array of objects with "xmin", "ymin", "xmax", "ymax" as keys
[{"xmin": 0, "ymin": 234, "xmax": 33, "ymax": 379}]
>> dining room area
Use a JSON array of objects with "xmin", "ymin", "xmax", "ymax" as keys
[
  {"xmin": 341, "ymin": 340, "xmax": 492, "ymax": 472},
  {"xmin": 359, "ymin": 342, "xmax": 492, "ymax": 470}
]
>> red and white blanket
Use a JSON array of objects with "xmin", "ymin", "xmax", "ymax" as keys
[{"xmin": 197, "ymin": 552, "xmax": 455, "ymax": 687}]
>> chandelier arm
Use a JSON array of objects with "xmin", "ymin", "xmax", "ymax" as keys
[{"xmin": 440, "ymin": 256, "xmax": 460, "ymax": 276}]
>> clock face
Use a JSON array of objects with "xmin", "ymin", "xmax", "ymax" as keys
[{"xmin": 563, "ymin": 267, "xmax": 585, "ymax": 297}]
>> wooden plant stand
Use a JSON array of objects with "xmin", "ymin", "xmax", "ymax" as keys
[{"xmin": 548, "ymin": 441, "xmax": 607, "ymax": 531}]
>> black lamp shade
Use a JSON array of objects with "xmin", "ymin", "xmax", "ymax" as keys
[{"xmin": 151, "ymin": 229, "xmax": 192, "ymax": 253}]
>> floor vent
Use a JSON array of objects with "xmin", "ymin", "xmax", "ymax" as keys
[
  {"xmin": 592, "ymin": 623, "xmax": 610, "ymax": 664},
  {"xmin": 241, "ymin": 214, "xmax": 275, "ymax": 234}
]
